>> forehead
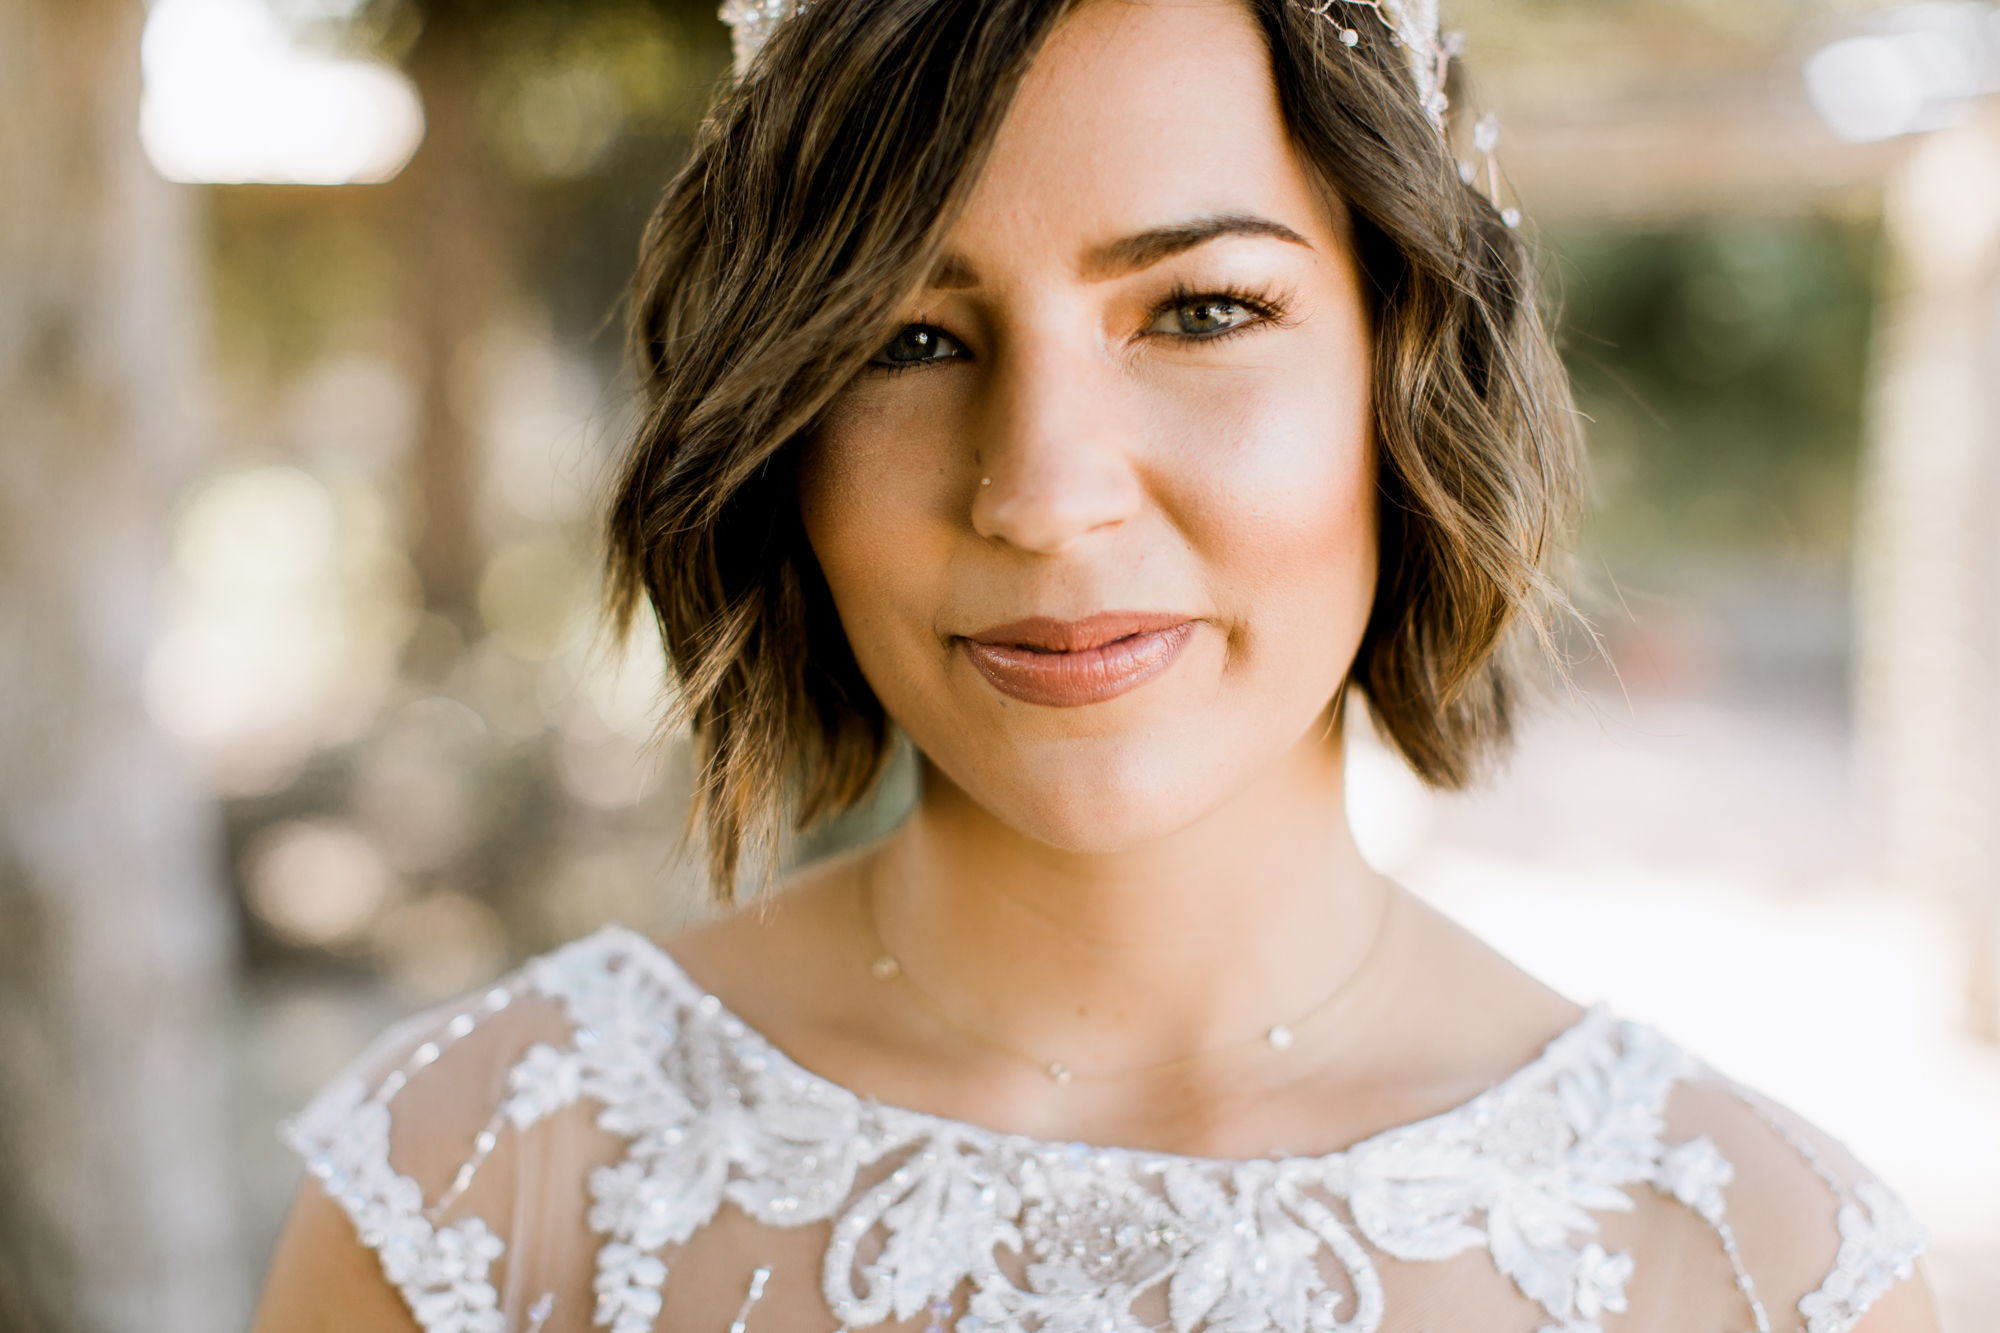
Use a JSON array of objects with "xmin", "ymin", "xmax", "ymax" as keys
[{"xmin": 950, "ymin": 0, "xmax": 1329, "ymax": 269}]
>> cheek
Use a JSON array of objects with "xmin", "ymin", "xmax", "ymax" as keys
[
  {"xmin": 799, "ymin": 387, "xmax": 956, "ymax": 663},
  {"xmin": 1151, "ymin": 369, "xmax": 1378, "ymax": 646},
  {"xmin": 800, "ymin": 408, "xmax": 892, "ymax": 626}
]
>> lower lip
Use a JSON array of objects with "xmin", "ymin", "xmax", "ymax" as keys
[{"xmin": 959, "ymin": 623, "xmax": 1196, "ymax": 708}]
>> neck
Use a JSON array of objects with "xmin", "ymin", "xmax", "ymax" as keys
[{"xmin": 869, "ymin": 712, "xmax": 1389, "ymax": 1077}]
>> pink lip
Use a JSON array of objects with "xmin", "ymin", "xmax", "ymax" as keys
[{"xmin": 958, "ymin": 612, "xmax": 1196, "ymax": 707}]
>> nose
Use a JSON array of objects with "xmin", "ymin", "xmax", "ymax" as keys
[{"xmin": 969, "ymin": 338, "xmax": 1145, "ymax": 554}]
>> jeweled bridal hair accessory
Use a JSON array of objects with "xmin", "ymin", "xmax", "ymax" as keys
[
  {"xmin": 1303, "ymin": 0, "xmax": 1520, "ymax": 226},
  {"xmin": 1305, "ymin": 0, "xmax": 1450, "ymax": 128},
  {"xmin": 715, "ymin": 0, "xmax": 1519, "ymax": 226}
]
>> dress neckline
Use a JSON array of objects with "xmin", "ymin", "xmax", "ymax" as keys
[
  {"xmin": 286, "ymin": 924, "xmax": 1930, "ymax": 1333},
  {"xmin": 600, "ymin": 925, "xmax": 1616, "ymax": 1171}
]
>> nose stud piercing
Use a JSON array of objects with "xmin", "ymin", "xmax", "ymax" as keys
[{"xmin": 980, "ymin": 477, "xmax": 992, "ymax": 486}]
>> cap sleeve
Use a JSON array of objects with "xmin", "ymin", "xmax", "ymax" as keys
[
  {"xmin": 280, "ymin": 973, "xmax": 606, "ymax": 1333},
  {"xmin": 1662, "ymin": 1071, "xmax": 1931, "ymax": 1333}
]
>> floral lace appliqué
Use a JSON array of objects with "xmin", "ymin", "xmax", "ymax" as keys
[
  {"xmin": 513, "ymin": 929, "xmax": 1750, "ymax": 1333},
  {"xmin": 1798, "ymin": 1179, "xmax": 1930, "ymax": 1333},
  {"xmin": 284, "ymin": 1076, "xmax": 509, "ymax": 1333},
  {"xmin": 285, "ymin": 927, "xmax": 1932, "ymax": 1333}
]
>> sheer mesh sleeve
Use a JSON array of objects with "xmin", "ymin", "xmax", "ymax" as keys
[
  {"xmin": 1651, "ymin": 1070, "xmax": 1930, "ymax": 1333},
  {"xmin": 281, "ymin": 974, "xmax": 627, "ymax": 1333}
]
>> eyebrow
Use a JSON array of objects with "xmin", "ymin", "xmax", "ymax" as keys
[
  {"xmin": 1083, "ymin": 214, "xmax": 1312, "ymax": 280},
  {"xmin": 925, "ymin": 213, "xmax": 1312, "ymax": 290}
]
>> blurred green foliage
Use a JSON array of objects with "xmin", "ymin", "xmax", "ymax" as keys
[{"xmin": 1552, "ymin": 212, "xmax": 1882, "ymax": 571}]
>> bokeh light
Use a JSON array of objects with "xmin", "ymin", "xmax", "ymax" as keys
[
  {"xmin": 1805, "ymin": 9, "xmax": 2000, "ymax": 145},
  {"xmin": 141, "ymin": 0, "xmax": 424, "ymax": 185},
  {"xmin": 372, "ymin": 889, "xmax": 507, "ymax": 1002},
  {"xmin": 242, "ymin": 818, "xmax": 401, "ymax": 948},
  {"xmin": 143, "ymin": 464, "xmax": 415, "ymax": 794},
  {"xmin": 477, "ymin": 536, "xmax": 591, "ymax": 662}
]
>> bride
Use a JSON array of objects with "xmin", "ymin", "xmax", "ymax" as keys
[{"xmin": 254, "ymin": 0, "xmax": 1937, "ymax": 1329}]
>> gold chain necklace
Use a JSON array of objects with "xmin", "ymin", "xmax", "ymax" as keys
[{"xmin": 860, "ymin": 868, "xmax": 1395, "ymax": 1085}]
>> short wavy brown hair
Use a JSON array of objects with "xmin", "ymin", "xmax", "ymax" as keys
[{"xmin": 608, "ymin": 0, "xmax": 1582, "ymax": 896}]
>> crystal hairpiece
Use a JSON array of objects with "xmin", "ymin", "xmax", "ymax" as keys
[
  {"xmin": 717, "ymin": 0, "xmax": 1517, "ymax": 225},
  {"xmin": 1306, "ymin": 0, "xmax": 1450, "ymax": 128},
  {"xmin": 718, "ymin": 0, "xmax": 797, "ymax": 79},
  {"xmin": 1305, "ymin": 0, "xmax": 1518, "ymax": 226}
]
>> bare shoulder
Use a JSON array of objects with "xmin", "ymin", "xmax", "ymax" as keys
[{"xmin": 1661, "ymin": 1069, "xmax": 1937, "ymax": 1333}]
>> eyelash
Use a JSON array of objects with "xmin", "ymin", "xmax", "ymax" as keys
[
  {"xmin": 1144, "ymin": 283, "xmax": 1290, "ymax": 344},
  {"xmin": 867, "ymin": 284, "xmax": 1291, "ymax": 375},
  {"xmin": 869, "ymin": 322, "xmax": 956, "ymax": 376}
]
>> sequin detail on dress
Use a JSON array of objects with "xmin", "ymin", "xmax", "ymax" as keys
[
  {"xmin": 284, "ymin": 987, "xmax": 525, "ymax": 1333},
  {"xmin": 283, "ymin": 926, "xmax": 1930, "ymax": 1333}
]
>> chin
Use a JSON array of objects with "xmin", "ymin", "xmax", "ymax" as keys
[{"xmin": 924, "ymin": 726, "xmax": 1269, "ymax": 854}]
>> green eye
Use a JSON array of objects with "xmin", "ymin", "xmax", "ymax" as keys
[
  {"xmin": 1167, "ymin": 298, "xmax": 1255, "ymax": 337},
  {"xmin": 872, "ymin": 325, "xmax": 966, "ymax": 366}
]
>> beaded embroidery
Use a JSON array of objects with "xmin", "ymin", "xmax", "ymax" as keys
[
  {"xmin": 284, "ymin": 986, "xmax": 524, "ymax": 1333},
  {"xmin": 285, "ymin": 927, "xmax": 1928, "ymax": 1333}
]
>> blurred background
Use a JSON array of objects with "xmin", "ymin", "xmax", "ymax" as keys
[{"xmin": 2, "ymin": 0, "xmax": 1999, "ymax": 1327}]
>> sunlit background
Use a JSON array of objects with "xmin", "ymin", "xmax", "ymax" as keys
[{"xmin": 3, "ymin": 0, "xmax": 2000, "ymax": 1328}]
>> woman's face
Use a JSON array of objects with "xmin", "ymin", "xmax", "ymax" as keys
[{"xmin": 801, "ymin": 0, "xmax": 1377, "ymax": 853}]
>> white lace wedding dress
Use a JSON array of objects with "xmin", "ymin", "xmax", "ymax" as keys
[{"xmin": 285, "ymin": 926, "xmax": 1928, "ymax": 1333}]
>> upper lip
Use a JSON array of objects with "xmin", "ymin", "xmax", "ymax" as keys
[{"xmin": 961, "ymin": 611, "xmax": 1193, "ymax": 652}]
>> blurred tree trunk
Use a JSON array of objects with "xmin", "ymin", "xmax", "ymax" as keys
[
  {"xmin": 0, "ymin": 1, "xmax": 245, "ymax": 1329},
  {"xmin": 392, "ymin": 10, "xmax": 518, "ymax": 619},
  {"xmin": 1855, "ymin": 106, "xmax": 2000, "ymax": 1043}
]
